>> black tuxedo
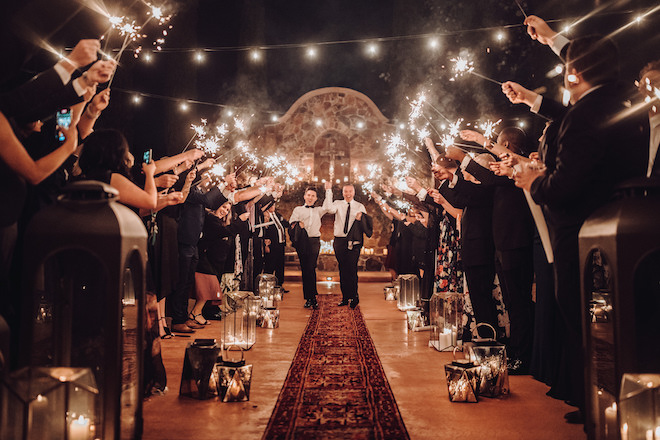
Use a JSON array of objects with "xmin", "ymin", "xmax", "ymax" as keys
[
  {"xmin": 264, "ymin": 211, "xmax": 289, "ymax": 287},
  {"xmin": 466, "ymin": 159, "xmax": 535, "ymax": 364},
  {"xmin": 530, "ymin": 81, "xmax": 648, "ymax": 410}
]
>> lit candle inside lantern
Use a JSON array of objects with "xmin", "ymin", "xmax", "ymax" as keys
[
  {"xmin": 438, "ymin": 329, "xmax": 453, "ymax": 349},
  {"xmin": 30, "ymin": 394, "xmax": 49, "ymax": 440},
  {"xmin": 604, "ymin": 402, "xmax": 617, "ymax": 438},
  {"xmin": 621, "ymin": 422, "xmax": 629, "ymax": 440},
  {"xmin": 69, "ymin": 415, "xmax": 90, "ymax": 440}
]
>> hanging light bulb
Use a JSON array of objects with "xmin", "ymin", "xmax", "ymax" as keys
[
  {"xmin": 249, "ymin": 48, "xmax": 262, "ymax": 61},
  {"xmin": 428, "ymin": 38, "xmax": 440, "ymax": 50},
  {"xmin": 194, "ymin": 51, "xmax": 205, "ymax": 62},
  {"xmin": 132, "ymin": 95, "xmax": 141, "ymax": 104},
  {"xmin": 180, "ymin": 102, "xmax": 189, "ymax": 112},
  {"xmin": 366, "ymin": 43, "xmax": 378, "ymax": 57},
  {"xmin": 306, "ymin": 46, "xmax": 317, "ymax": 59}
]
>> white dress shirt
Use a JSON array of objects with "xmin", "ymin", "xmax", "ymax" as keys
[
  {"xmin": 289, "ymin": 204, "xmax": 328, "ymax": 238},
  {"xmin": 322, "ymin": 189, "xmax": 366, "ymax": 238}
]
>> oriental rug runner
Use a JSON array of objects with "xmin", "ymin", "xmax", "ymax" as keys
[{"xmin": 262, "ymin": 293, "xmax": 410, "ymax": 440}]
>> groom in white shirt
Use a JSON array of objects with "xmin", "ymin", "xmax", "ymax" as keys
[{"xmin": 323, "ymin": 182, "xmax": 366, "ymax": 308}]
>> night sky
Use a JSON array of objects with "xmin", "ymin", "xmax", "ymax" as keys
[{"xmin": 2, "ymin": 0, "xmax": 659, "ymax": 160}]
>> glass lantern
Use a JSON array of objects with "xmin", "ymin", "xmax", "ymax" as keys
[
  {"xmin": 384, "ymin": 285, "xmax": 397, "ymax": 301},
  {"xmin": 0, "ymin": 367, "xmax": 99, "ymax": 440},
  {"xmin": 444, "ymin": 348, "xmax": 481, "ymax": 403},
  {"xmin": 222, "ymin": 292, "xmax": 258, "ymax": 350},
  {"xmin": 396, "ymin": 274, "xmax": 420, "ymax": 311},
  {"xmin": 429, "ymin": 291, "xmax": 464, "ymax": 352},
  {"xmin": 469, "ymin": 323, "xmax": 509, "ymax": 398},
  {"xmin": 256, "ymin": 274, "xmax": 279, "ymax": 308},
  {"xmin": 260, "ymin": 308, "xmax": 280, "ymax": 329},
  {"xmin": 406, "ymin": 308, "xmax": 427, "ymax": 331},
  {"xmin": 619, "ymin": 374, "xmax": 660, "ymax": 440}
]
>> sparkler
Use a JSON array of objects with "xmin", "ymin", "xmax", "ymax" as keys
[
  {"xmin": 479, "ymin": 119, "xmax": 502, "ymax": 139},
  {"xmin": 450, "ymin": 56, "xmax": 503, "ymax": 86},
  {"xmin": 514, "ymin": 0, "xmax": 528, "ymax": 19}
]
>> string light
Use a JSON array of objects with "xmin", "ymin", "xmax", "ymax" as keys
[
  {"xmin": 315, "ymin": 119, "xmax": 323, "ymax": 127},
  {"xmin": 194, "ymin": 51, "xmax": 205, "ymax": 62},
  {"xmin": 180, "ymin": 102, "xmax": 189, "ymax": 111},
  {"xmin": 226, "ymin": 109, "xmax": 234, "ymax": 117},
  {"xmin": 132, "ymin": 94, "xmax": 141, "ymax": 104},
  {"xmin": 144, "ymin": 53, "xmax": 152, "ymax": 62},
  {"xmin": 306, "ymin": 46, "xmax": 318, "ymax": 59},
  {"xmin": 518, "ymin": 120, "xmax": 526, "ymax": 128},
  {"xmin": 271, "ymin": 114, "xmax": 279, "ymax": 122},
  {"xmin": 249, "ymin": 48, "xmax": 262, "ymax": 61},
  {"xmin": 366, "ymin": 43, "xmax": 379, "ymax": 57},
  {"xmin": 428, "ymin": 38, "xmax": 440, "ymax": 50},
  {"xmin": 495, "ymin": 32, "xmax": 505, "ymax": 42}
]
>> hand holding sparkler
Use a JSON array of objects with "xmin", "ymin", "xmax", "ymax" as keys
[
  {"xmin": 79, "ymin": 60, "xmax": 117, "ymax": 91},
  {"xmin": 489, "ymin": 161, "xmax": 514, "ymax": 178},
  {"xmin": 63, "ymin": 40, "xmax": 101, "ymax": 73},
  {"xmin": 460, "ymin": 130, "xmax": 488, "ymax": 147},
  {"xmin": 524, "ymin": 15, "xmax": 559, "ymax": 46},
  {"xmin": 501, "ymin": 81, "xmax": 538, "ymax": 107},
  {"xmin": 424, "ymin": 137, "xmax": 441, "ymax": 162},
  {"xmin": 405, "ymin": 177, "xmax": 423, "ymax": 193},
  {"xmin": 154, "ymin": 174, "xmax": 179, "ymax": 189}
]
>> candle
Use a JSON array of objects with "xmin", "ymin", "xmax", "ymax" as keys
[
  {"xmin": 604, "ymin": 403, "xmax": 617, "ymax": 438},
  {"xmin": 30, "ymin": 394, "xmax": 49, "ymax": 440},
  {"xmin": 69, "ymin": 415, "xmax": 90, "ymax": 440},
  {"xmin": 645, "ymin": 429, "xmax": 653, "ymax": 440},
  {"xmin": 621, "ymin": 422, "xmax": 629, "ymax": 440},
  {"xmin": 438, "ymin": 329, "xmax": 453, "ymax": 350}
]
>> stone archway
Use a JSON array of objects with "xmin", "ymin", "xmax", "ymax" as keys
[
  {"xmin": 313, "ymin": 131, "xmax": 350, "ymax": 183},
  {"xmin": 249, "ymin": 87, "xmax": 391, "ymax": 182}
]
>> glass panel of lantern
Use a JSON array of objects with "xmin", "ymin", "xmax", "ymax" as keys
[
  {"xmin": 396, "ymin": 274, "xmax": 420, "ymax": 311},
  {"xmin": 618, "ymin": 374, "xmax": 660, "ymax": 440},
  {"xmin": 0, "ymin": 367, "xmax": 99, "ymax": 440},
  {"xmin": 429, "ymin": 291, "xmax": 464, "ymax": 352},
  {"xmin": 272, "ymin": 286, "xmax": 283, "ymax": 302},
  {"xmin": 256, "ymin": 273, "xmax": 279, "ymax": 308},
  {"xmin": 469, "ymin": 323, "xmax": 509, "ymax": 398},
  {"xmin": 222, "ymin": 291, "xmax": 258, "ymax": 350},
  {"xmin": 384, "ymin": 284, "xmax": 397, "ymax": 301},
  {"xmin": 406, "ymin": 308, "xmax": 427, "ymax": 331},
  {"xmin": 260, "ymin": 308, "xmax": 280, "ymax": 329},
  {"xmin": 444, "ymin": 347, "xmax": 481, "ymax": 403}
]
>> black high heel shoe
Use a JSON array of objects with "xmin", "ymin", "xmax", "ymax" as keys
[{"xmin": 159, "ymin": 317, "xmax": 173, "ymax": 339}]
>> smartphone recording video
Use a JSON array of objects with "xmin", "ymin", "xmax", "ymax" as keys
[
  {"xmin": 55, "ymin": 108, "xmax": 71, "ymax": 142},
  {"xmin": 143, "ymin": 149, "xmax": 153, "ymax": 164}
]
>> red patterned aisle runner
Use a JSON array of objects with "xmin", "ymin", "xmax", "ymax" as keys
[{"xmin": 262, "ymin": 293, "xmax": 410, "ymax": 440}]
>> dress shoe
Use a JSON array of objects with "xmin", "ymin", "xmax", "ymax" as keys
[
  {"xmin": 349, "ymin": 298, "xmax": 360, "ymax": 309},
  {"xmin": 171, "ymin": 323, "xmax": 195, "ymax": 333},
  {"xmin": 507, "ymin": 358, "xmax": 529, "ymax": 375},
  {"xmin": 304, "ymin": 300, "xmax": 312, "ymax": 308},
  {"xmin": 185, "ymin": 319, "xmax": 205, "ymax": 330},
  {"xmin": 337, "ymin": 300, "xmax": 350, "ymax": 306},
  {"xmin": 564, "ymin": 410, "xmax": 584, "ymax": 424},
  {"xmin": 311, "ymin": 301, "xmax": 319, "ymax": 310},
  {"xmin": 281, "ymin": 288, "xmax": 290, "ymax": 293}
]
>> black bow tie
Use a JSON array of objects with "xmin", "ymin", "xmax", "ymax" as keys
[{"xmin": 304, "ymin": 205, "xmax": 314, "ymax": 208}]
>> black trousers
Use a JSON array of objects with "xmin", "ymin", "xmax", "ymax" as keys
[
  {"xmin": 264, "ymin": 242, "xmax": 286, "ymax": 287},
  {"xmin": 171, "ymin": 243, "xmax": 198, "ymax": 325},
  {"xmin": 333, "ymin": 237, "xmax": 361, "ymax": 302},
  {"xmin": 464, "ymin": 263, "xmax": 499, "ymax": 338},
  {"xmin": 496, "ymin": 246, "xmax": 535, "ymax": 364},
  {"xmin": 296, "ymin": 237, "xmax": 320, "ymax": 301}
]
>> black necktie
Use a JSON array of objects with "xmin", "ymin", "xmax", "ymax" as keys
[
  {"xmin": 304, "ymin": 205, "xmax": 313, "ymax": 208},
  {"xmin": 344, "ymin": 201, "xmax": 351, "ymax": 234}
]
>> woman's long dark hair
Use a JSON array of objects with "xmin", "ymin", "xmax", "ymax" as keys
[{"xmin": 78, "ymin": 129, "xmax": 132, "ymax": 179}]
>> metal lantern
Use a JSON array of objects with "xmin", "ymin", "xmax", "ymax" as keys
[
  {"xmin": 396, "ymin": 274, "xmax": 420, "ymax": 311},
  {"xmin": 222, "ymin": 291, "xmax": 258, "ymax": 350},
  {"xmin": 406, "ymin": 308, "xmax": 427, "ymax": 331},
  {"xmin": 384, "ymin": 285, "xmax": 397, "ymax": 301},
  {"xmin": 259, "ymin": 308, "xmax": 280, "ymax": 329},
  {"xmin": 272, "ymin": 286, "xmax": 283, "ymax": 302},
  {"xmin": 256, "ymin": 274, "xmax": 279, "ymax": 308},
  {"xmin": 469, "ymin": 323, "xmax": 509, "ymax": 398},
  {"xmin": 429, "ymin": 291, "xmax": 464, "ymax": 352},
  {"xmin": 20, "ymin": 181, "xmax": 146, "ymax": 440},
  {"xmin": 179, "ymin": 340, "xmax": 221, "ymax": 400},
  {"xmin": 579, "ymin": 179, "xmax": 660, "ymax": 439},
  {"xmin": 444, "ymin": 347, "xmax": 481, "ymax": 403},
  {"xmin": 618, "ymin": 374, "xmax": 660, "ymax": 440},
  {"xmin": 0, "ymin": 367, "xmax": 99, "ymax": 440}
]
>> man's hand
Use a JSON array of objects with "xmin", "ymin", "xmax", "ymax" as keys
[
  {"xmin": 324, "ymin": 181, "xmax": 332, "ymax": 190},
  {"xmin": 68, "ymin": 39, "xmax": 100, "ymax": 69},
  {"xmin": 88, "ymin": 89, "xmax": 111, "ymax": 115},
  {"xmin": 299, "ymin": 221, "xmax": 305, "ymax": 228},
  {"xmin": 85, "ymin": 60, "xmax": 116, "ymax": 85},
  {"xmin": 524, "ymin": 15, "xmax": 558, "ymax": 46},
  {"xmin": 501, "ymin": 81, "xmax": 538, "ymax": 107},
  {"xmin": 445, "ymin": 145, "xmax": 466, "ymax": 162},
  {"xmin": 186, "ymin": 168, "xmax": 197, "ymax": 183},
  {"xmin": 430, "ymin": 189, "xmax": 446, "ymax": 205},
  {"xmin": 489, "ymin": 161, "xmax": 513, "ymax": 177},
  {"xmin": 405, "ymin": 176, "xmax": 422, "ymax": 193},
  {"xmin": 186, "ymin": 149, "xmax": 205, "ymax": 161},
  {"xmin": 460, "ymin": 130, "xmax": 487, "ymax": 146},
  {"xmin": 239, "ymin": 212, "xmax": 250, "ymax": 222},
  {"xmin": 513, "ymin": 164, "xmax": 545, "ymax": 191},
  {"xmin": 160, "ymin": 191, "xmax": 184, "ymax": 206},
  {"xmin": 155, "ymin": 174, "xmax": 179, "ymax": 189},
  {"xmin": 224, "ymin": 172, "xmax": 237, "ymax": 190},
  {"xmin": 198, "ymin": 157, "xmax": 215, "ymax": 171},
  {"xmin": 355, "ymin": 212, "xmax": 363, "ymax": 221}
]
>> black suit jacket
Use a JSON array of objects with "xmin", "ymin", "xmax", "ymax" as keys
[
  {"xmin": 0, "ymin": 66, "xmax": 82, "ymax": 124},
  {"xmin": 530, "ymin": 81, "xmax": 648, "ymax": 234},
  {"xmin": 177, "ymin": 186, "xmax": 228, "ymax": 246},
  {"xmin": 346, "ymin": 213, "xmax": 373, "ymax": 244},
  {"xmin": 466, "ymin": 159, "xmax": 534, "ymax": 251}
]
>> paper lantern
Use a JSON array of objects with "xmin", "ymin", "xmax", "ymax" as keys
[
  {"xmin": 0, "ymin": 367, "xmax": 99, "ymax": 440},
  {"xmin": 429, "ymin": 291, "xmax": 464, "ymax": 352}
]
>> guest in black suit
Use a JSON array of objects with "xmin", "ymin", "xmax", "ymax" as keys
[
  {"xmin": 451, "ymin": 127, "xmax": 536, "ymax": 373},
  {"xmin": 263, "ymin": 201, "xmax": 289, "ymax": 290},
  {"xmin": 514, "ymin": 35, "xmax": 649, "ymax": 418},
  {"xmin": 323, "ymin": 182, "xmax": 369, "ymax": 309}
]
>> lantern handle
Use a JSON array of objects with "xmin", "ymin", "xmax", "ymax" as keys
[
  {"xmin": 221, "ymin": 344, "xmax": 245, "ymax": 363},
  {"xmin": 471, "ymin": 322, "xmax": 497, "ymax": 342}
]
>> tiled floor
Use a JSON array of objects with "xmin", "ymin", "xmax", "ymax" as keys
[{"xmin": 143, "ymin": 278, "xmax": 585, "ymax": 439}]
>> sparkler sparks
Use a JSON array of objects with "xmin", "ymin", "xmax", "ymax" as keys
[
  {"xmin": 479, "ymin": 119, "xmax": 502, "ymax": 139},
  {"xmin": 450, "ymin": 57, "xmax": 474, "ymax": 81}
]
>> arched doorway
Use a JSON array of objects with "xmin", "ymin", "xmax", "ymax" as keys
[{"xmin": 313, "ymin": 131, "xmax": 350, "ymax": 184}]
